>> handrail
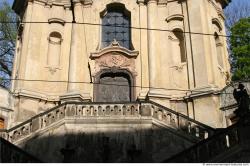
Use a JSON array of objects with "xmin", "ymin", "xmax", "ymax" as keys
[
  {"xmin": 148, "ymin": 100, "xmax": 215, "ymax": 131},
  {"xmin": 165, "ymin": 123, "xmax": 240, "ymax": 162},
  {"xmin": 6, "ymin": 103, "xmax": 67, "ymax": 132},
  {"xmin": 0, "ymin": 101, "xmax": 215, "ymax": 144}
]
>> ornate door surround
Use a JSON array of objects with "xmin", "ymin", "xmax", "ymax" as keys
[{"xmin": 90, "ymin": 40, "xmax": 139, "ymax": 102}]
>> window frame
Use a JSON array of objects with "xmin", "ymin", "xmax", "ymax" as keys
[{"xmin": 100, "ymin": 3, "xmax": 132, "ymax": 50}]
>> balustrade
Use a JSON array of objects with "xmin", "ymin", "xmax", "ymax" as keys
[
  {"xmin": 167, "ymin": 124, "xmax": 240, "ymax": 162},
  {"xmin": 0, "ymin": 101, "xmax": 215, "ymax": 144},
  {"xmin": 147, "ymin": 101, "xmax": 214, "ymax": 139}
]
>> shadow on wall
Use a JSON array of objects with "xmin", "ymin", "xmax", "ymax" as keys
[{"xmin": 17, "ymin": 126, "xmax": 194, "ymax": 163}]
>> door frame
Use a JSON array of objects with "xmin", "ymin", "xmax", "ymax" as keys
[{"xmin": 93, "ymin": 68, "xmax": 135, "ymax": 102}]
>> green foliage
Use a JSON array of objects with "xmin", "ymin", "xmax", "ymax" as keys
[
  {"xmin": 230, "ymin": 17, "xmax": 250, "ymax": 81},
  {"xmin": 0, "ymin": 1, "xmax": 18, "ymax": 88}
]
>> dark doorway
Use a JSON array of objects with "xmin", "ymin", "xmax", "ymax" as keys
[{"xmin": 95, "ymin": 71, "xmax": 132, "ymax": 102}]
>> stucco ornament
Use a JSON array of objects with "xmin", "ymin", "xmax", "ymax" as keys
[{"xmin": 90, "ymin": 40, "xmax": 139, "ymax": 76}]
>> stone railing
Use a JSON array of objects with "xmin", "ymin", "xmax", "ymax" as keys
[
  {"xmin": 165, "ymin": 124, "xmax": 240, "ymax": 162},
  {"xmin": 0, "ymin": 101, "xmax": 215, "ymax": 144},
  {"xmin": 147, "ymin": 101, "xmax": 215, "ymax": 140},
  {"xmin": 0, "ymin": 102, "xmax": 141, "ymax": 143}
]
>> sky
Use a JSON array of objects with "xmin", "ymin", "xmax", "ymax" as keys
[
  {"xmin": 225, "ymin": 0, "xmax": 250, "ymax": 9},
  {"xmin": 6, "ymin": 0, "xmax": 13, "ymax": 5}
]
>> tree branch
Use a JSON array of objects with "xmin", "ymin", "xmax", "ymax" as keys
[{"xmin": 0, "ymin": 60, "xmax": 11, "ymax": 76}]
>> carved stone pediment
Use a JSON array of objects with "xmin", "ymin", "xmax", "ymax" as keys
[
  {"xmin": 90, "ymin": 40, "xmax": 139, "ymax": 76},
  {"xmin": 166, "ymin": 14, "xmax": 184, "ymax": 23},
  {"xmin": 90, "ymin": 40, "xmax": 139, "ymax": 59}
]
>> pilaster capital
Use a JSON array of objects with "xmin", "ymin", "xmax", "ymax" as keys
[
  {"xmin": 83, "ymin": 0, "xmax": 93, "ymax": 6},
  {"xmin": 146, "ymin": 0, "xmax": 158, "ymax": 3},
  {"xmin": 27, "ymin": 0, "xmax": 34, "ymax": 5},
  {"xmin": 137, "ymin": 0, "xmax": 145, "ymax": 5},
  {"xmin": 72, "ymin": 0, "xmax": 93, "ymax": 6}
]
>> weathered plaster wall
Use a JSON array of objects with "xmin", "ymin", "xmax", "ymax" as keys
[{"xmin": 11, "ymin": 0, "xmax": 230, "ymax": 96}]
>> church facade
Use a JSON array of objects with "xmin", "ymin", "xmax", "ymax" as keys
[
  {"xmin": 0, "ymin": 0, "xmax": 238, "ymax": 162},
  {"xmin": 0, "ymin": 0, "xmax": 242, "ymax": 162},
  {"xmin": 2, "ymin": 0, "xmax": 245, "ymax": 163},
  {"xmin": 0, "ymin": 0, "xmax": 231, "ymax": 129}
]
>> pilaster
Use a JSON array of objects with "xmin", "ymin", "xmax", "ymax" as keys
[
  {"xmin": 137, "ymin": 0, "xmax": 149, "ymax": 101},
  {"xmin": 16, "ymin": 1, "xmax": 33, "ymax": 90},
  {"xmin": 146, "ymin": 0, "xmax": 159, "ymax": 96},
  {"xmin": 63, "ymin": 1, "xmax": 91, "ymax": 102}
]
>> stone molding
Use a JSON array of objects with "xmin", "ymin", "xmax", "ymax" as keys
[
  {"xmin": 212, "ymin": 18, "xmax": 223, "ymax": 32},
  {"xmin": 0, "ymin": 107, "xmax": 14, "ymax": 113},
  {"xmin": 184, "ymin": 85, "xmax": 221, "ymax": 99},
  {"xmin": 208, "ymin": 0, "xmax": 226, "ymax": 20},
  {"xmin": 137, "ymin": 0, "xmax": 168, "ymax": 5},
  {"xmin": 59, "ymin": 92, "xmax": 92, "ymax": 102},
  {"xmin": 12, "ymin": 89, "xmax": 60, "ymax": 102},
  {"xmin": 166, "ymin": 14, "xmax": 184, "ymax": 23},
  {"xmin": 147, "ymin": 89, "xmax": 172, "ymax": 99},
  {"xmin": 90, "ymin": 40, "xmax": 139, "ymax": 59},
  {"xmin": 48, "ymin": 18, "xmax": 66, "ymax": 26}
]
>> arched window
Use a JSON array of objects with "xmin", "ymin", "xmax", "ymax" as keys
[
  {"xmin": 101, "ymin": 4, "xmax": 131, "ymax": 49},
  {"xmin": 173, "ymin": 30, "xmax": 186, "ymax": 63},
  {"xmin": 47, "ymin": 32, "xmax": 62, "ymax": 67},
  {"xmin": 0, "ymin": 118, "xmax": 4, "ymax": 129},
  {"xmin": 214, "ymin": 33, "xmax": 224, "ymax": 67}
]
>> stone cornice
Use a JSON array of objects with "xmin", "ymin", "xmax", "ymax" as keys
[
  {"xmin": 137, "ymin": 0, "xmax": 168, "ymax": 5},
  {"xmin": 12, "ymin": 0, "xmax": 29, "ymax": 15},
  {"xmin": 208, "ymin": 0, "xmax": 226, "ymax": 20},
  {"xmin": 208, "ymin": 0, "xmax": 231, "ymax": 9},
  {"xmin": 216, "ymin": 0, "xmax": 231, "ymax": 9},
  {"xmin": 12, "ymin": 0, "xmax": 93, "ymax": 15}
]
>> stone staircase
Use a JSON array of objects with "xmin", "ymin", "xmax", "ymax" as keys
[
  {"xmin": 0, "ymin": 100, "xmax": 221, "ymax": 162},
  {"xmin": 0, "ymin": 101, "xmax": 215, "ymax": 145},
  {"xmin": 166, "ymin": 121, "xmax": 250, "ymax": 163}
]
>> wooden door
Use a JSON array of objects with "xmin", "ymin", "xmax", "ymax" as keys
[{"xmin": 95, "ymin": 73, "xmax": 131, "ymax": 102}]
